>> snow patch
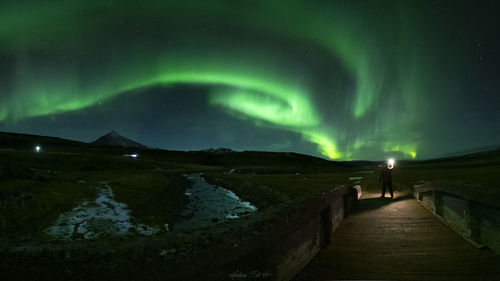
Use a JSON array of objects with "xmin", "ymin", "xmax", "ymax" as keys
[{"xmin": 45, "ymin": 183, "xmax": 158, "ymax": 240}]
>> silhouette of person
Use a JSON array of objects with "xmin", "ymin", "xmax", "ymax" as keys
[{"xmin": 379, "ymin": 163, "xmax": 393, "ymax": 199}]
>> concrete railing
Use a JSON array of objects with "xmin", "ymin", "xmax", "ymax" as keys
[
  {"xmin": 237, "ymin": 184, "xmax": 360, "ymax": 281},
  {"xmin": 411, "ymin": 181, "xmax": 500, "ymax": 253}
]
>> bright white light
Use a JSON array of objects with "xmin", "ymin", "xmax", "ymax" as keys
[
  {"xmin": 123, "ymin": 153, "xmax": 139, "ymax": 158},
  {"xmin": 387, "ymin": 158, "xmax": 395, "ymax": 169},
  {"xmin": 35, "ymin": 146, "xmax": 41, "ymax": 153}
]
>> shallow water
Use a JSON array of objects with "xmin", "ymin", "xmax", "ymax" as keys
[
  {"xmin": 45, "ymin": 182, "xmax": 158, "ymax": 240},
  {"xmin": 175, "ymin": 174, "xmax": 257, "ymax": 230}
]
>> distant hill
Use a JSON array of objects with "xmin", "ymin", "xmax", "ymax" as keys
[
  {"xmin": 3, "ymin": 130, "xmax": 499, "ymax": 168},
  {"xmin": 92, "ymin": 131, "xmax": 146, "ymax": 148},
  {"xmin": 0, "ymin": 131, "xmax": 89, "ymax": 150},
  {"xmin": 441, "ymin": 145, "xmax": 500, "ymax": 158},
  {"xmin": 201, "ymin": 148, "xmax": 234, "ymax": 154}
]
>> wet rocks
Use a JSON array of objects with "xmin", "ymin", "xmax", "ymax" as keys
[{"xmin": 174, "ymin": 174, "xmax": 257, "ymax": 230}]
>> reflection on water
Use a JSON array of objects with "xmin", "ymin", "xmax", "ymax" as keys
[{"xmin": 176, "ymin": 174, "xmax": 257, "ymax": 230}]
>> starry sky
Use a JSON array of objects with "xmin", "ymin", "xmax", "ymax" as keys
[{"xmin": 1, "ymin": 0, "xmax": 499, "ymax": 160}]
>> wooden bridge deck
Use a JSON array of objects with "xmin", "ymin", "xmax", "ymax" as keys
[{"xmin": 293, "ymin": 192, "xmax": 500, "ymax": 281}]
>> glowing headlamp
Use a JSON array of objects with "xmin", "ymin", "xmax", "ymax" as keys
[{"xmin": 387, "ymin": 158, "xmax": 395, "ymax": 169}]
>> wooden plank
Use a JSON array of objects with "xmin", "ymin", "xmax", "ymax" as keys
[{"xmin": 293, "ymin": 193, "xmax": 500, "ymax": 280}]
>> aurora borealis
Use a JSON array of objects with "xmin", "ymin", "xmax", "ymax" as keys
[{"xmin": 1, "ymin": 1, "xmax": 499, "ymax": 160}]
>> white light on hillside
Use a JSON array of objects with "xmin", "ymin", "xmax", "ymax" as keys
[{"xmin": 123, "ymin": 153, "xmax": 139, "ymax": 158}]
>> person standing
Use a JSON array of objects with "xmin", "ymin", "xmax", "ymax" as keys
[{"xmin": 379, "ymin": 163, "xmax": 393, "ymax": 199}]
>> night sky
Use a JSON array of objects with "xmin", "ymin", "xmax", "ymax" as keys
[{"xmin": 1, "ymin": 1, "xmax": 499, "ymax": 160}]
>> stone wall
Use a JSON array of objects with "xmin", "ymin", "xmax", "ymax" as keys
[
  {"xmin": 272, "ymin": 216, "xmax": 322, "ymax": 281},
  {"xmin": 224, "ymin": 185, "xmax": 359, "ymax": 281},
  {"xmin": 411, "ymin": 182, "xmax": 500, "ymax": 253},
  {"xmin": 267, "ymin": 185, "xmax": 359, "ymax": 281}
]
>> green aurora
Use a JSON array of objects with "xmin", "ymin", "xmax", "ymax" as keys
[{"xmin": 1, "ymin": 1, "xmax": 496, "ymax": 160}]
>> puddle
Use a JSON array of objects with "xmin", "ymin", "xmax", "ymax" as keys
[
  {"xmin": 45, "ymin": 183, "xmax": 158, "ymax": 240},
  {"xmin": 175, "ymin": 174, "xmax": 257, "ymax": 230}
]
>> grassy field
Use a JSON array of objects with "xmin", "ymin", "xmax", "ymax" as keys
[
  {"xmin": 2, "ymin": 131, "xmax": 499, "ymax": 238},
  {"xmin": 0, "ymin": 132, "xmax": 366, "ymax": 239}
]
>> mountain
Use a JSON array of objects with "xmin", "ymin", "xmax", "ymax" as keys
[{"xmin": 92, "ymin": 131, "xmax": 146, "ymax": 148}]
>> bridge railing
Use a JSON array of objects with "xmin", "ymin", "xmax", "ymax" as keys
[
  {"xmin": 266, "ymin": 184, "xmax": 360, "ymax": 281},
  {"xmin": 411, "ymin": 181, "xmax": 500, "ymax": 254},
  {"xmin": 225, "ymin": 184, "xmax": 360, "ymax": 281}
]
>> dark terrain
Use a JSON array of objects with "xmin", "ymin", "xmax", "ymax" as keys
[{"xmin": 1, "ymin": 131, "xmax": 499, "ymax": 280}]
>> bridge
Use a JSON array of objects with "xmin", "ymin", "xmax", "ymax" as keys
[{"xmin": 292, "ymin": 191, "xmax": 500, "ymax": 280}]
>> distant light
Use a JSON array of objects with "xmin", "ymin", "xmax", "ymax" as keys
[
  {"xmin": 123, "ymin": 153, "xmax": 139, "ymax": 158},
  {"xmin": 387, "ymin": 158, "xmax": 395, "ymax": 169},
  {"xmin": 35, "ymin": 146, "xmax": 41, "ymax": 153}
]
